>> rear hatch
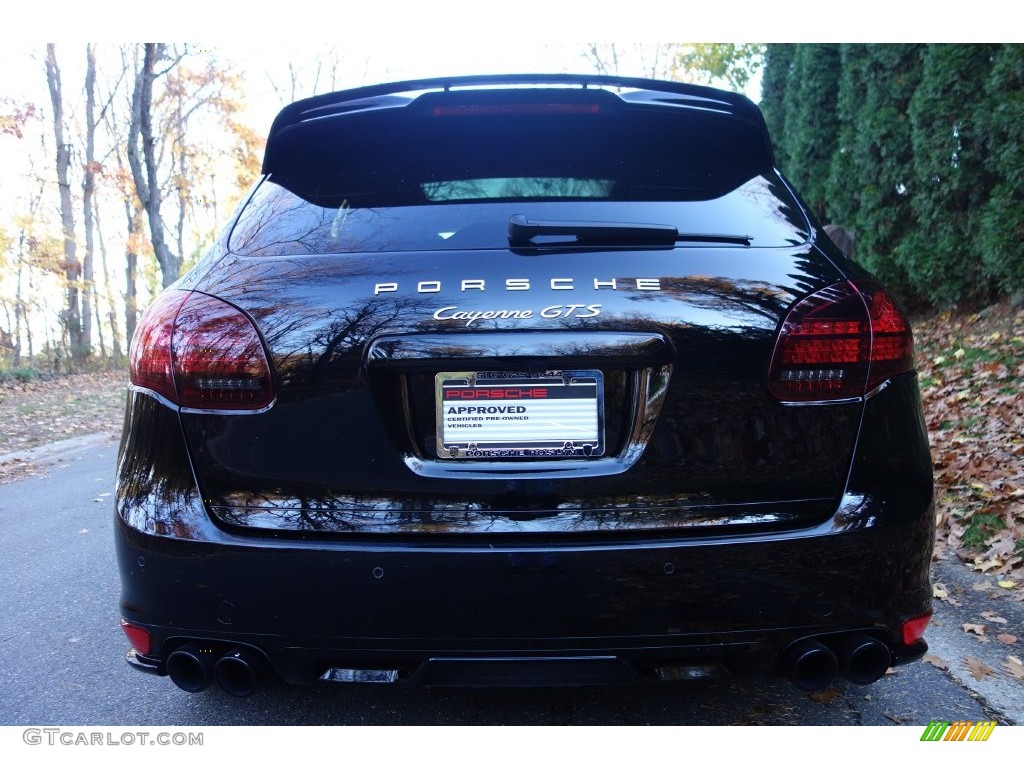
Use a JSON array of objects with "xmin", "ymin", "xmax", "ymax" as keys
[{"xmin": 177, "ymin": 80, "xmax": 862, "ymax": 537}]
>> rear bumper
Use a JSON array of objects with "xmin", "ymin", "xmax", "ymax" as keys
[
  {"xmin": 115, "ymin": 374, "xmax": 934, "ymax": 687},
  {"xmin": 116, "ymin": 505, "xmax": 932, "ymax": 686}
]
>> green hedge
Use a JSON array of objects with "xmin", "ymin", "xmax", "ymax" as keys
[{"xmin": 762, "ymin": 43, "xmax": 1023, "ymax": 305}]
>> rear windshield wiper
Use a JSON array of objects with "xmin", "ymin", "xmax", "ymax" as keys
[{"xmin": 508, "ymin": 214, "xmax": 750, "ymax": 247}]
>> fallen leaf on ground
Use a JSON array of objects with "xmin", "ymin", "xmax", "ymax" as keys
[
  {"xmin": 997, "ymin": 634, "xmax": 1018, "ymax": 644},
  {"xmin": 915, "ymin": 303, "xmax": 1023, "ymax": 580},
  {"xmin": 923, "ymin": 654, "xmax": 948, "ymax": 670},
  {"xmin": 998, "ymin": 580, "xmax": 1016, "ymax": 589},
  {"xmin": 980, "ymin": 611, "xmax": 1008, "ymax": 623},
  {"xmin": 810, "ymin": 687, "xmax": 840, "ymax": 703},
  {"xmin": 932, "ymin": 583, "xmax": 961, "ymax": 606},
  {"xmin": 965, "ymin": 657, "xmax": 993, "ymax": 681},
  {"xmin": 963, "ymin": 623, "xmax": 987, "ymax": 636},
  {"xmin": 1004, "ymin": 657, "xmax": 1024, "ymax": 681}
]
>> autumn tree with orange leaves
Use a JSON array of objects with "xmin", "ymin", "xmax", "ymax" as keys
[{"xmin": 0, "ymin": 44, "xmax": 264, "ymax": 372}]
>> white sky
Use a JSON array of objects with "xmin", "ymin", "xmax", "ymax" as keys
[
  {"xmin": 4, "ymin": 0, "xmax": 1011, "ymax": 135},
  {"xmin": 11, "ymin": 0, "xmax": 1012, "ymax": 45}
]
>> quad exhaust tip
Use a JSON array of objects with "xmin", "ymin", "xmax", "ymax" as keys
[
  {"xmin": 215, "ymin": 646, "xmax": 270, "ymax": 697},
  {"xmin": 783, "ymin": 633, "xmax": 891, "ymax": 691},
  {"xmin": 831, "ymin": 633, "xmax": 891, "ymax": 685},
  {"xmin": 166, "ymin": 642, "xmax": 269, "ymax": 697},
  {"xmin": 167, "ymin": 634, "xmax": 891, "ymax": 694},
  {"xmin": 166, "ymin": 641, "xmax": 217, "ymax": 693},
  {"xmin": 783, "ymin": 639, "xmax": 839, "ymax": 691}
]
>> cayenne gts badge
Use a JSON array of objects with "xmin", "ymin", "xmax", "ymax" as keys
[{"xmin": 432, "ymin": 304, "xmax": 602, "ymax": 326}]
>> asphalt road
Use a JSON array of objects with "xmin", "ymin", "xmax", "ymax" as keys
[{"xmin": 0, "ymin": 437, "xmax": 1018, "ymax": 727}]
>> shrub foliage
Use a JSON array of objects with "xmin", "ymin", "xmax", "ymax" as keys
[{"xmin": 763, "ymin": 43, "xmax": 1023, "ymax": 305}]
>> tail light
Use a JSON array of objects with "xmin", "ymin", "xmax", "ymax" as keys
[
  {"xmin": 130, "ymin": 290, "xmax": 275, "ymax": 411},
  {"xmin": 768, "ymin": 280, "xmax": 914, "ymax": 402}
]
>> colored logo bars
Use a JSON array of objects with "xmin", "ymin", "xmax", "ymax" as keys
[{"xmin": 920, "ymin": 721, "xmax": 997, "ymax": 742}]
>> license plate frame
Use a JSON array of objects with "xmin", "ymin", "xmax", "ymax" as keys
[{"xmin": 435, "ymin": 370, "xmax": 605, "ymax": 460}]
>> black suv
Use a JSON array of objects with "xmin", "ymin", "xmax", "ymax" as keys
[{"xmin": 117, "ymin": 74, "xmax": 934, "ymax": 696}]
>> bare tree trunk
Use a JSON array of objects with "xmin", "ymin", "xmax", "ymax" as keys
[
  {"xmin": 81, "ymin": 43, "xmax": 97, "ymax": 359},
  {"xmin": 26, "ymin": 255, "xmax": 35, "ymax": 365},
  {"xmin": 124, "ymin": 201, "xmax": 140, "ymax": 347},
  {"xmin": 95, "ymin": 195, "xmax": 122, "ymax": 363},
  {"xmin": 13, "ymin": 246, "xmax": 24, "ymax": 367},
  {"xmin": 103, "ymin": 48, "xmax": 139, "ymax": 353},
  {"xmin": 18, "ymin": 175, "xmax": 47, "ymax": 369},
  {"xmin": 127, "ymin": 43, "xmax": 180, "ymax": 288},
  {"xmin": 45, "ymin": 43, "xmax": 85, "ymax": 366},
  {"xmin": 44, "ymin": 310, "xmax": 55, "ymax": 373},
  {"xmin": 1, "ymin": 304, "xmax": 14, "ymax": 368},
  {"xmin": 92, "ymin": 282, "xmax": 106, "ymax": 358},
  {"xmin": 175, "ymin": 85, "xmax": 188, "ymax": 267}
]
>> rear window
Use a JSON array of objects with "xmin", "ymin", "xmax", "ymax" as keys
[
  {"xmin": 231, "ymin": 98, "xmax": 809, "ymax": 255},
  {"xmin": 422, "ymin": 178, "xmax": 613, "ymax": 201}
]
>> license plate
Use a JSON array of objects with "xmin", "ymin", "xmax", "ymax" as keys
[{"xmin": 435, "ymin": 370, "xmax": 604, "ymax": 459}]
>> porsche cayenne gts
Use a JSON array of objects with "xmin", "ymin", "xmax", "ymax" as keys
[{"xmin": 116, "ymin": 74, "xmax": 934, "ymax": 696}]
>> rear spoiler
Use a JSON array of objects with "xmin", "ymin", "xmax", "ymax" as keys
[{"xmin": 263, "ymin": 73, "xmax": 774, "ymax": 174}]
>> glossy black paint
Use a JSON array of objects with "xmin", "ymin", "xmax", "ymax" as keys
[
  {"xmin": 116, "ymin": 76, "xmax": 934, "ymax": 689},
  {"xmin": 115, "ymin": 384, "xmax": 932, "ymax": 685},
  {"xmin": 173, "ymin": 242, "xmax": 859, "ymax": 529},
  {"xmin": 264, "ymin": 74, "xmax": 774, "ymax": 174}
]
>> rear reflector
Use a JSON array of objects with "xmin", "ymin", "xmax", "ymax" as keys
[
  {"xmin": 130, "ymin": 290, "xmax": 274, "ymax": 411},
  {"xmin": 901, "ymin": 611, "xmax": 932, "ymax": 646},
  {"xmin": 120, "ymin": 618, "xmax": 151, "ymax": 656},
  {"xmin": 768, "ymin": 280, "xmax": 914, "ymax": 401}
]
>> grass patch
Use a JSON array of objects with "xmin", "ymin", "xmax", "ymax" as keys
[
  {"xmin": 961, "ymin": 512, "xmax": 1006, "ymax": 550},
  {"xmin": 0, "ymin": 368, "xmax": 44, "ymax": 384}
]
